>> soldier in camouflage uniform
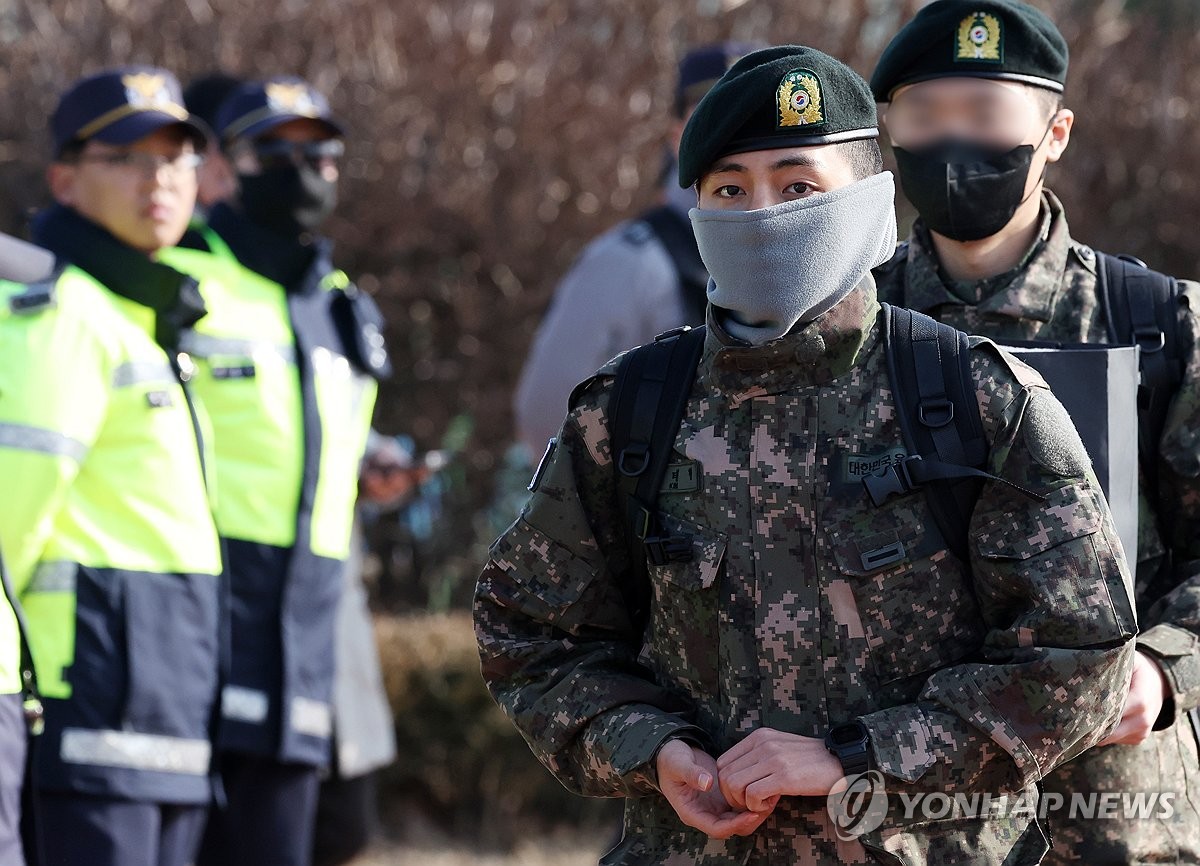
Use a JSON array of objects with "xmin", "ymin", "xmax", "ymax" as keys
[
  {"xmin": 476, "ymin": 45, "xmax": 1137, "ymax": 865},
  {"xmin": 871, "ymin": 2, "xmax": 1200, "ymax": 862}
]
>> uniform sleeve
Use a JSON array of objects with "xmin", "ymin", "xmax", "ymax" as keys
[
  {"xmin": 513, "ymin": 229, "xmax": 681, "ymax": 459},
  {"xmin": 1137, "ymin": 278, "xmax": 1200, "ymax": 719},
  {"xmin": 860, "ymin": 345, "xmax": 1137, "ymax": 796},
  {"xmin": 0, "ymin": 299, "xmax": 111, "ymax": 592},
  {"xmin": 476, "ymin": 377, "xmax": 706, "ymax": 798}
]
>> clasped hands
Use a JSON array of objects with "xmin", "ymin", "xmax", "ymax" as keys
[{"xmin": 655, "ymin": 729, "xmax": 847, "ymax": 839}]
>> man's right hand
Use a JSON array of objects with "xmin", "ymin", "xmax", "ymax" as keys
[{"xmin": 656, "ymin": 738, "xmax": 774, "ymax": 840}]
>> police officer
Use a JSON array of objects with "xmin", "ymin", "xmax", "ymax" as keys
[
  {"xmin": 0, "ymin": 67, "xmax": 224, "ymax": 866},
  {"xmin": 475, "ymin": 45, "xmax": 1138, "ymax": 864},
  {"xmin": 161, "ymin": 77, "xmax": 389, "ymax": 866},
  {"xmin": 870, "ymin": 2, "xmax": 1200, "ymax": 861},
  {"xmin": 182, "ymin": 72, "xmax": 243, "ymax": 210},
  {"xmin": 0, "ymin": 232, "xmax": 58, "ymax": 866},
  {"xmin": 514, "ymin": 43, "xmax": 755, "ymax": 459}
]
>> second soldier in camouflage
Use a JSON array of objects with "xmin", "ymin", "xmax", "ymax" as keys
[{"xmin": 872, "ymin": 2, "xmax": 1200, "ymax": 862}]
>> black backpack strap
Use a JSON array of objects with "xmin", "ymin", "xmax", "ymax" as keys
[
  {"xmin": 1095, "ymin": 251, "xmax": 1185, "ymax": 503},
  {"xmin": 607, "ymin": 325, "xmax": 707, "ymax": 634},
  {"xmin": 640, "ymin": 206, "xmax": 710, "ymax": 325},
  {"xmin": 868, "ymin": 305, "xmax": 1043, "ymax": 561}
]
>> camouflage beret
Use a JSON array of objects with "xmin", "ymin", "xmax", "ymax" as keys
[
  {"xmin": 871, "ymin": 0, "xmax": 1068, "ymax": 102},
  {"xmin": 677, "ymin": 45, "xmax": 879, "ymax": 189}
]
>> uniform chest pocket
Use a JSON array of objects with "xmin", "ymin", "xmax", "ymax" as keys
[
  {"xmin": 826, "ymin": 515, "xmax": 985, "ymax": 689},
  {"xmin": 647, "ymin": 513, "xmax": 727, "ymax": 697}
]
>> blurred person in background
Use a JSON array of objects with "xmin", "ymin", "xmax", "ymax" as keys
[
  {"xmin": 185, "ymin": 71, "xmax": 406, "ymax": 866},
  {"xmin": 513, "ymin": 42, "xmax": 757, "ymax": 462},
  {"xmin": 311, "ymin": 432, "xmax": 433, "ymax": 866},
  {"xmin": 5, "ymin": 66, "xmax": 224, "ymax": 866},
  {"xmin": 162, "ymin": 76, "xmax": 391, "ymax": 866},
  {"xmin": 182, "ymin": 71, "xmax": 242, "ymax": 211}
]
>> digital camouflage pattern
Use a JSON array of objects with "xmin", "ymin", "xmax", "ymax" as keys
[
  {"xmin": 875, "ymin": 190, "xmax": 1200, "ymax": 863},
  {"xmin": 475, "ymin": 279, "xmax": 1137, "ymax": 865}
]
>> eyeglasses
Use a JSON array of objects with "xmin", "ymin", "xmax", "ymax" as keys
[
  {"xmin": 72, "ymin": 151, "xmax": 205, "ymax": 176},
  {"xmin": 250, "ymin": 138, "xmax": 345, "ymax": 171}
]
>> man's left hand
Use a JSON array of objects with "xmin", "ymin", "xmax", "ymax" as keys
[{"xmin": 716, "ymin": 728, "xmax": 846, "ymax": 812}]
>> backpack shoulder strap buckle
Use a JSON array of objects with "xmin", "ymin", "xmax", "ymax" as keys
[
  {"xmin": 864, "ymin": 455, "xmax": 921, "ymax": 507},
  {"xmin": 1132, "ymin": 326, "xmax": 1166, "ymax": 354},
  {"xmin": 917, "ymin": 399, "xmax": 955, "ymax": 428},
  {"xmin": 629, "ymin": 503, "xmax": 653, "ymax": 541},
  {"xmin": 644, "ymin": 533, "xmax": 694, "ymax": 566},
  {"xmin": 618, "ymin": 443, "xmax": 651, "ymax": 477}
]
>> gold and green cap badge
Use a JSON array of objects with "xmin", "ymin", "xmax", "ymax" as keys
[
  {"xmin": 871, "ymin": 0, "xmax": 1068, "ymax": 102},
  {"xmin": 678, "ymin": 45, "xmax": 878, "ymax": 189},
  {"xmin": 777, "ymin": 70, "xmax": 825, "ymax": 127}
]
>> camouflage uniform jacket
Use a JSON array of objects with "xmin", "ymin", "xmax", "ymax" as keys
[
  {"xmin": 874, "ymin": 190, "xmax": 1200, "ymax": 863},
  {"xmin": 475, "ymin": 280, "xmax": 1137, "ymax": 865}
]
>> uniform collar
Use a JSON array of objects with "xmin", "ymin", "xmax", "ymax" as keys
[
  {"xmin": 31, "ymin": 204, "xmax": 206, "ymax": 350},
  {"xmin": 206, "ymin": 202, "xmax": 331, "ymax": 292},
  {"xmin": 900, "ymin": 190, "xmax": 1073, "ymax": 323},
  {"xmin": 700, "ymin": 278, "xmax": 879, "ymax": 403}
]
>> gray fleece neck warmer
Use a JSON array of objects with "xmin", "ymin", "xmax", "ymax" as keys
[{"xmin": 691, "ymin": 171, "xmax": 897, "ymax": 344}]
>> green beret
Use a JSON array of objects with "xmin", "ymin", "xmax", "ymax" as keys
[
  {"xmin": 678, "ymin": 45, "xmax": 879, "ymax": 189},
  {"xmin": 871, "ymin": 0, "xmax": 1068, "ymax": 102}
]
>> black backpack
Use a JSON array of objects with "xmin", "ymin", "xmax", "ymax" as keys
[{"xmin": 606, "ymin": 256, "xmax": 1185, "ymax": 633}]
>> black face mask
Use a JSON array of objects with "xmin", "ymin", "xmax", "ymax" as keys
[
  {"xmin": 237, "ymin": 164, "xmax": 337, "ymax": 237},
  {"xmin": 893, "ymin": 138, "xmax": 1042, "ymax": 242}
]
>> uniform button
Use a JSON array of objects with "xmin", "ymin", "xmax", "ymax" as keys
[{"xmin": 176, "ymin": 352, "xmax": 196, "ymax": 381}]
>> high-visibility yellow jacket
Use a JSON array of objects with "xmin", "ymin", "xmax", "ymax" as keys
[
  {"xmin": 0, "ymin": 252, "xmax": 223, "ymax": 803},
  {"xmin": 162, "ymin": 217, "xmax": 382, "ymax": 767}
]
